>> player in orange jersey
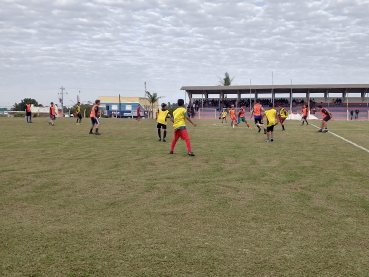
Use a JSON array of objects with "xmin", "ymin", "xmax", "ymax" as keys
[
  {"xmin": 229, "ymin": 106, "xmax": 237, "ymax": 128},
  {"xmin": 235, "ymin": 107, "xmax": 251, "ymax": 129},
  {"xmin": 301, "ymin": 105, "xmax": 309, "ymax": 125}
]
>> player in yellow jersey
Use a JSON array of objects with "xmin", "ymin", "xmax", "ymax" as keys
[
  {"xmin": 157, "ymin": 103, "xmax": 173, "ymax": 142},
  {"xmin": 278, "ymin": 105, "xmax": 288, "ymax": 131},
  {"xmin": 170, "ymin": 99, "xmax": 196, "ymax": 156},
  {"xmin": 221, "ymin": 108, "xmax": 227, "ymax": 123},
  {"xmin": 263, "ymin": 103, "xmax": 278, "ymax": 142},
  {"xmin": 76, "ymin": 102, "xmax": 82, "ymax": 124}
]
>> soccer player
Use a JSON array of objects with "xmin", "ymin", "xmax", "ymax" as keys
[
  {"xmin": 25, "ymin": 102, "xmax": 32, "ymax": 123},
  {"xmin": 136, "ymin": 105, "xmax": 141, "ymax": 123},
  {"xmin": 170, "ymin": 99, "xmax": 196, "ymax": 156},
  {"xmin": 157, "ymin": 103, "xmax": 173, "ymax": 142},
  {"xmin": 221, "ymin": 108, "xmax": 227, "ymax": 123},
  {"xmin": 49, "ymin": 102, "xmax": 56, "ymax": 126},
  {"xmin": 250, "ymin": 99, "xmax": 266, "ymax": 134},
  {"xmin": 301, "ymin": 105, "xmax": 309, "ymax": 125},
  {"xmin": 236, "ymin": 107, "xmax": 251, "ymax": 129},
  {"xmin": 263, "ymin": 103, "xmax": 278, "ymax": 142},
  {"xmin": 76, "ymin": 102, "xmax": 82, "ymax": 124},
  {"xmin": 229, "ymin": 106, "xmax": 237, "ymax": 128},
  {"xmin": 278, "ymin": 106, "xmax": 288, "ymax": 130},
  {"xmin": 317, "ymin": 105, "xmax": 332, "ymax": 133},
  {"xmin": 89, "ymin": 99, "xmax": 101, "ymax": 135}
]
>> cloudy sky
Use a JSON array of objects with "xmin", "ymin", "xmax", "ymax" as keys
[{"xmin": 0, "ymin": 0, "xmax": 368, "ymax": 107}]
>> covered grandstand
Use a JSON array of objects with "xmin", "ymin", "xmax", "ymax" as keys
[{"xmin": 181, "ymin": 84, "xmax": 369, "ymax": 120}]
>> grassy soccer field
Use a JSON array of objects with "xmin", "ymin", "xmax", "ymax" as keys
[{"xmin": 1, "ymin": 117, "xmax": 369, "ymax": 277}]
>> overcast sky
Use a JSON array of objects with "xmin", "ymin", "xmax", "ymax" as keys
[{"xmin": 0, "ymin": 0, "xmax": 368, "ymax": 107}]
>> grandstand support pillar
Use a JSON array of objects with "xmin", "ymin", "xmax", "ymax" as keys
[
  {"xmin": 361, "ymin": 88, "xmax": 367, "ymax": 102},
  {"xmin": 272, "ymin": 90, "xmax": 275, "ymax": 106},
  {"xmin": 307, "ymin": 89, "xmax": 310, "ymax": 117},
  {"xmin": 237, "ymin": 90, "xmax": 240, "ymax": 108},
  {"xmin": 344, "ymin": 88, "xmax": 348, "ymax": 121}
]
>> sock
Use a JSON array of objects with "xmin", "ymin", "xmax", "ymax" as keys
[
  {"xmin": 90, "ymin": 128, "xmax": 93, "ymax": 133},
  {"xmin": 95, "ymin": 128, "xmax": 99, "ymax": 133},
  {"xmin": 282, "ymin": 125, "xmax": 285, "ymax": 130},
  {"xmin": 158, "ymin": 129, "xmax": 161, "ymax": 139},
  {"xmin": 164, "ymin": 130, "xmax": 167, "ymax": 138},
  {"xmin": 246, "ymin": 123, "xmax": 250, "ymax": 128}
]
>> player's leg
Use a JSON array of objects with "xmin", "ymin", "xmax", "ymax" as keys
[
  {"xmin": 157, "ymin": 123, "xmax": 162, "ymax": 141},
  {"xmin": 163, "ymin": 125, "xmax": 167, "ymax": 142},
  {"xmin": 322, "ymin": 118, "xmax": 329, "ymax": 132},
  {"xmin": 95, "ymin": 118, "xmax": 100, "ymax": 134},
  {"xmin": 265, "ymin": 126, "xmax": 271, "ymax": 142},
  {"xmin": 170, "ymin": 130, "xmax": 180, "ymax": 153},
  {"xmin": 180, "ymin": 129, "xmax": 194, "ymax": 156},
  {"xmin": 280, "ymin": 118, "xmax": 285, "ymax": 130},
  {"xmin": 270, "ymin": 125, "xmax": 275, "ymax": 141},
  {"xmin": 29, "ymin": 113, "xmax": 32, "ymax": 123},
  {"xmin": 89, "ymin": 118, "xmax": 95, "ymax": 134}
]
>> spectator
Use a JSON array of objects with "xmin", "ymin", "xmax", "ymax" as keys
[
  {"xmin": 355, "ymin": 108, "xmax": 359, "ymax": 120},
  {"xmin": 350, "ymin": 110, "xmax": 354, "ymax": 120}
]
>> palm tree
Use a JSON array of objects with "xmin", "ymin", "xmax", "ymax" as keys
[
  {"xmin": 218, "ymin": 72, "xmax": 234, "ymax": 86},
  {"xmin": 145, "ymin": 91, "xmax": 162, "ymax": 118}
]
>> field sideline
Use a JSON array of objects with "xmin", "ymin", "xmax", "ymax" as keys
[{"xmin": 1, "ymin": 117, "xmax": 369, "ymax": 277}]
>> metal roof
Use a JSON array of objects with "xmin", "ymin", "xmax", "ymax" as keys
[{"xmin": 181, "ymin": 84, "xmax": 369, "ymax": 94}]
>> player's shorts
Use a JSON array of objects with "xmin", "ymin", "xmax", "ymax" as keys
[
  {"xmin": 91, "ymin": 117, "xmax": 100, "ymax": 125},
  {"xmin": 26, "ymin": 111, "xmax": 31, "ymax": 116},
  {"xmin": 239, "ymin": 117, "xmax": 247, "ymax": 123},
  {"xmin": 50, "ymin": 115, "xmax": 56, "ymax": 120},
  {"xmin": 137, "ymin": 113, "xmax": 141, "ymax": 118},
  {"xmin": 173, "ymin": 128, "xmax": 190, "ymax": 141},
  {"xmin": 302, "ymin": 116, "xmax": 307, "ymax": 120},
  {"xmin": 323, "ymin": 116, "xmax": 331, "ymax": 122},
  {"xmin": 77, "ymin": 113, "xmax": 82, "ymax": 119},
  {"xmin": 254, "ymin": 116, "xmax": 263, "ymax": 124},
  {"xmin": 231, "ymin": 116, "xmax": 237, "ymax": 121},
  {"xmin": 279, "ymin": 117, "xmax": 286, "ymax": 124},
  {"xmin": 157, "ymin": 123, "xmax": 167, "ymax": 129},
  {"xmin": 266, "ymin": 125, "xmax": 275, "ymax": 132},
  {"xmin": 221, "ymin": 116, "xmax": 226, "ymax": 119}
]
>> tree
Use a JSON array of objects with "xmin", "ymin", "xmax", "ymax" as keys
[
  {"xmin": 12, "ymin": 98, "xmax": 43, "ymax": 111},
  {"xmin": 218, "ymin": 72, "xmax": 234, "ymax": 86},
  {"xmin": 145, "ymin": 91, "xmax": 162, "ymax": 118}
]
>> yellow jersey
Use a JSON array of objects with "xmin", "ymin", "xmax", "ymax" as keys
[
  {"xmin": 172, "ymin": 107, "xmax": 187, "ymax": 130},
  {"xmin": 76, "ymin": 105, "xmax": 81, "ymax": 113},
  {"xmin": 221, "ymin": 111, "xmax": 227, "ymax": 118},
  {"xmin": 265, "ymin": 108, "xmax": 277, "ymax": 126},
  {"xmin": 157, "ymin": 109, "xmax": 170, "ymax": 125},
  {"xmin": 279, "ymin": 108, "xmax": 288, "ymax": 118}
]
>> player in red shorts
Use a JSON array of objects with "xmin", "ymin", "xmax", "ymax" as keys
[
  {"xmin": 278, "ymin": 106, "xmax": 288, "ymax": 131},
  {"xmin": 170, "ymin": 99, "xmax": 196, "ymax": 156},
  {"xmin": 136, "ymin": 105, "xmax": 141, "ymax": 123}
]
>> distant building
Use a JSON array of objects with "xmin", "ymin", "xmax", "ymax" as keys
[
  {"xmin": 99, "ymin": 96, "xmax": 158, "ymax": 118},
  {"xmin": 0, "ymin": 107, "xmax": 8, "ymax": 117}
]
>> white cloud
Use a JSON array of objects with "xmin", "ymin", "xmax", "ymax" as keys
[{"xmin": 0, "ymin": 0, "xmax": 368, "ymax": 106}]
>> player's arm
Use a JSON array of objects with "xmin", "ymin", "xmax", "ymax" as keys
[
  {"xmin": 249, "ymin": 108, "xmax": 254, "ymax": 119},
  {"xmin": 185, "ymin": 113, "xmax": 196, "ymax": 127},
  {"xmin": 167, "ymin": 114, "xmax": 174, "ymax": 123}
]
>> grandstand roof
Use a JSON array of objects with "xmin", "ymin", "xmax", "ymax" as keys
[{"xmin": 181, "ymin": 84, "xmax": 369, "ymax": 96}]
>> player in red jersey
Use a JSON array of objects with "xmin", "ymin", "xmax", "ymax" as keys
[{"xmin": 317, "ymin": 105, "xmax": 332, "ymax": 133}]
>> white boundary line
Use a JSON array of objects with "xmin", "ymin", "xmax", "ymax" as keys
[{"xmin": 311, "ymin": 123, "xmax": 369, "ymax": 154}]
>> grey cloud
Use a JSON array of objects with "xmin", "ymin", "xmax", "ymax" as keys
[{"xmin": 0, "ymin": 0, "xmax": 368, "ymax": 106}]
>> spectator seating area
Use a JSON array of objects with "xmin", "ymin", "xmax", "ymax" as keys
[{"xmin": 191, "ymin": 101, "xmax": 368, "ymax": 120}]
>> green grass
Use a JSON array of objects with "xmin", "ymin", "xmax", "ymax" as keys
[{"xmin": 1, "ymin": 117, "xmax": 369, "ymax": 277}]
